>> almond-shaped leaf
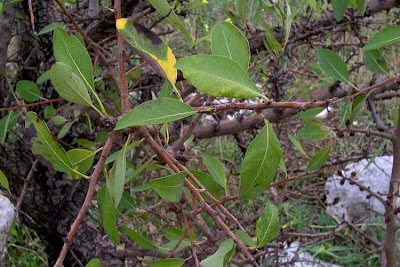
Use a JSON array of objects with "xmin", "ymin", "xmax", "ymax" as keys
[
  {"xmin": 364, "ymin": 49, "xmax": 389, "ymax": 74},
  {"xmin": 211, "ymin": 22, "xmax": 250, "ymax": 71},
  {"xmin": 297, "ymin": 126, "xmax": 331, "ymax": 141},
  {"xmin": 176, "ymin": 55, "xmax": 264, "ymax": 99},
  {"xmin": 50, "ymin": 62, "xmax": 94, "ymax": 107},
  {"xmin": 150, "ymin": 172, "xmax": 186, "ymax": 202},
  {"xmin": 202, "ymin": 154, "xmax": 226, "ymax": 189},
  {"xmin": 331, "ymin": 0, "xmax": 350, "ymax": 21},
  {"xmin": 356, "ymin": 0, "xmax": 367, "ymax": 16},
  {"xmin": 364, "ymin": 26, "xmax": 400, "ymax": 50},
  {"xmin": 37, "ymin": 70, "xmax": 51, "ymax": 85},
  {"xmin": 349, "ymin": 94, "xmax": 367, "ymax": 122},
  {"xmin": 38, "ymin": 22, "xmax": 64, "ymax": 35},
  {"xmin": 288, "ymin": 134, "xmax": 307, "ymax": 156},
  {"xmin": 107, "ymin": 138, "xmax": 128, "ymax": 207},
  {"xmin": 191, "ymin": 170, "xmax": 222, "ymax": 199},
  {"xmin": 106, "ymin": 140, "xmax": 142, "ymax": 164},
  {"xmin": 116, "ymin": 19, "xmax": 177, "ymax": 84},
  {"xmin": 57, "ymin": 121, "xmax": 73, "ymax": 139},
  {"xmin": 0, "ymin": 111, "xmax": 20, "ymax": 144},
  {"xmin": 148, "ymin": 0, "xmax": 193, "ymax": 46},
  {"xmin": 121, "ymin": 226, "xmax": 158, "ymax": 250},
  {"xmin": 234, "ymin": 229, "xmax": 256, "ymax": 248},
  {"xmin": 256, "ymin": 202, "xmax": 280, "ymax": 248},
  {"xmin": 97, "ymin": 186, "xmax": 119, "ymax": 245},
  {"xmin": 53, "ymin": 27, "xmax": 94, "ymax": 91},
  {"xmin": 239, "ymin": 121, "xmax": 282, "ymax": 200},
  {"xmin": 16, "ymin": 80, "xmax": 42, "ymax": 102},
  {"xmin": 150, "ymin": 258, "xmax": 186, "ymax": 267},
  {"xmin": 306, "ymin": 145, "xmax": 332, "ymax": 172},
  {"xmin": 66, "ymin": 149, "xmax": 97, "ymax": 179},
  {"xmin": 25, "ymin": 112, "xmax": 73, "ymax": 173},
  {"xmin": 0, "ymin": 169, "xmax": 10, "ymax": 192},
  {"xmin": 200, "ymin": 239, "xmax": 235, "ymax": 267},
  {"xmin": 316, "ymin": 49, "xmax": 350, "ymax": 83},
  {"xmin": 86, "ymin": 258, "xmax": 101, "ymax": 267},
  {"xmin": 115, "ymin": 98, "xmax": 196, "ymax": 130}
]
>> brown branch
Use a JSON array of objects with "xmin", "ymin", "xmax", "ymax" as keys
[
  {"xmin": 0, "ymin": 160, "xmax": 38, "ymax": 254},
  {"xmin": 0, "ymin": 98, "xmax": 63, "ymax": 112},
  {"xmin": 383, "ymin": 106, "xmax": 400, "ymax": 266},
  {"xmin": 115, "ymin": 0, "xmax": 130, "ymax": 114},
  {"xmin": 54, "ymin": 133, "xmax": 117, "ymax": 267},
  {"xmin": 138, "ymin": 127, "xmax": 259, "ymax": 266},
  {"xmin": 334, "ymin": 127, "xmax": 393, "ymax": 140}
]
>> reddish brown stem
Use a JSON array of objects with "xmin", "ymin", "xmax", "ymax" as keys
[
  {"xmin": 114, "ymin": 0, "xmax": 130, "ymax": 114},
  {"xmin": 54, "ymin": 134, "xmax": 117, "ymax": 267},
  {"xmin": 0, "ymin": 98, "xmax": 63, "ymax": 112}
]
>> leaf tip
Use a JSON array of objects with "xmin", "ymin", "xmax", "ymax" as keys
[{"xmin": 116, "ymin": 18, "xmax": 128, "ymax": 30}]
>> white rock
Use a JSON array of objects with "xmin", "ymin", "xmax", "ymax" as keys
[
  {"xmin": 325, "ymin": 156, "xmax": 394, "ymax": 223},
  {"xmin": 276, "ymin": 242, "xmax": 342, "ymax": 267},
  {"xmin": 0, "ymin": 195, "xmax": 15, "ymax": 259}
]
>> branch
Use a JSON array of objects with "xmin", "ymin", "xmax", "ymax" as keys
[{"xmin": 54, "ymin": 133, "xmax": 117, "ymax": 267}]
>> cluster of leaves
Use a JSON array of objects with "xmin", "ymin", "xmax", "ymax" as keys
[{"xmin": 2, "ymin": 0, "xmax": 400, "ymax": 265}]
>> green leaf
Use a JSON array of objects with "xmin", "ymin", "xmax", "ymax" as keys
[
  {"xmin": 190, "ymin": 170, "xmax": 222, "ymax": 199},
  {"xmin": 288, "ymin": 134, "xmax": 307, "ymax": 156},
  {"xmin": 97, "ymin": 186, "xmax": 119, "ymax": 245},
  {"xmin": 316, "ymin": 49, "xmax": 350, "ymax": 83},
  {"xmin": 121, "ymin": 226, "xmax": 158, "ymax": 250},
  {"xmin": 306, "ymin": 145, "xmax": 332, "ymax": 172},
  {"xmin": 50, "ymin": 62, "xmax": 94, "ymax": 107},
  {"xmin": 234, "ymin": 229, "xmax": 256, "ymax": 247},
  {"xmin": 25, "ymin": 112, "xmax": 73, "ymax": 173},
  {"xmin": 211, "ymin": 22, "xmax": 250, "ymax": 71},
  {"xmin": 37, "ymin": 70, "xmax": 51, "ymax": 85},
  {"xmin": 147, "ymin": 0, "xmax": 194, "ymax": 46},
  {"xmin": 349, "ymin": 94, "xmax": 367, "ymax": 122},
  {"xmin": 116, "ymin": 19, "xmax": 177, "ymax": 84},
  {"xmin": 0, "ymin": 169, "xmax": 10, "ymax": 192},
  {"xmin": 364, "ymin": 26, "xmax": 400, "ymax": 50},
  {"xmin": 297, "ymin": 126, "xmax": 331, "ymax": 141},
  {"xmin": 50, "ymin": 115, "xmax": 68, "ymax": 126},
  {"xmin": 53, "ymin": 27, "xmax": 94, "ymax": 91},
  {"xmin": 16, "ymin": 80, "xmax": 42, "ymax": 102},
  {"xmin": 57, "ymin": 121, "xmax": 73, "ymax": 140},
  {"xmin": 150, "ymin": 258, "xmax": 186, "ymax": 267},
  {"xmin": 356, "ymin": 0, "xmax": 367, "ymax": 16},
  {"xmin": 43, "ymin": 106, "xmax": 56, "ymax": 120},
  {"xmin": 364, "ymin": 49, "xmax": 389, "ymax": 74},
  {"xmin": 331, "ymin": 0, "xmax": 350, "ymax": 21},
  {"xmin": 200, "ymin": 239, "xmax": 236, "ymax": 267},
  {"xmin": 85, "ymin": 258, "xmax": 101, "ymax": 267},
  {"xmin": 115, "ymin": 98, "xmax": 195, "ymax": 130},
  {"xmin": 150, "ymin": 172, "xmax": 186, "ymax": 202},
  {"xmin": 105, "ymin": 140, "xmax": 142, "ymax": 164},
  {"xmin": 108, "ymin": 138, "xmax": 129, "ymax": 207},
  {"xmin": 0, "ymin": 111, "xmax": 20, "ymax": 144},
  {"xmin": 239, "ymin": 121, "xmax": 282, "ymax": 200},
  {"xmin": 66, "ymin": 149, "xmax": 97, "ymax": 179},
  {"xmin": 37, "ymin": 22, "xmax": 64, "ymax": 35},
  {"xmin": 176, "ymin": 55, "xmax": 265, "ymax": 100},
  {"xmin": 256, "ymin": 202, "xmax": 280, "ymax": 248},
  {"xmin": 202, "ymin": 154, "xmax": 226, "ymax": 189},
  {"xmin": 238, "ymin": 0, "xmax": 248, "ymax": 22}
]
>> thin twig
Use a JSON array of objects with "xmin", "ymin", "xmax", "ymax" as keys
[
  {"xmin": 54, "ymin": 134, "xmax": 117, "ymax": 267},
  {"xmin": 114, "ymin": 0, "xmax": 130, "ymax": 114},
  {"xmin": 138, "ymin": 127, "xmax": 259, "ymax": 266},
  {"xmin": 0, "ymin": 98, "xmax": 63, "ymax": 112}
]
